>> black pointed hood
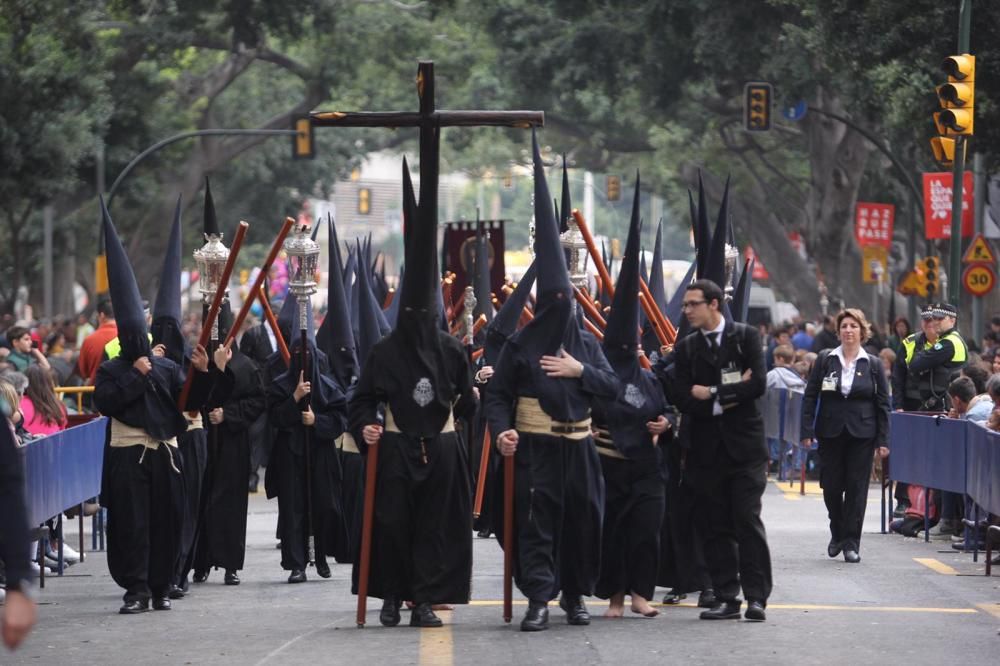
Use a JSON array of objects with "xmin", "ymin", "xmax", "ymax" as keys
[
  {"xmin": 473, "ymin": 221, "xmax": 493, "ymax": 324},
  {"xmin": 731, "ymin": 258, "xmax": 754, "ymax": 323},
  {"xmin": 665, "ymin": 261, "xmax": 696, "ymax": 328},
  {"xmin": 694, "ymin": 173, "xmax": 711, "ymax": 279},
  {"xmin": 316, "ymin": 216, "xmax": 358, "ymax": 389},
  {"xmin": 385, "ymin": 264, "xmax": 403, "ymax": 329},
  {"xmin": 604, "ymin": 175, "xmax": 643, "ymax": 363},
  {"xmin": 704, "ymin": 175, "xmax": 731, "ymax": 289},
  {"xmin": 276, "ymin": 285, "xmax": 315, "ymax": 345},
  {"xmin": 641, "ymin": 219, "xmax": 667, "ymax": 355},
  {"xmin": 151, "ymin": 194, "xmax": 185, "ymax": 364},
  {"xmin": 559, "ymin": 155, "xmax": 571, "ymax": 233},
  {"xmin": 101, "ymin": 196, "xmax": 150, "ymax": 363},
  {"xmin": 484, "ymin": 261, "xmax": 535, "ymax": 364},
  {"xmin": 203, "ymin": 178, "xmax": 220, "ymax": 236}
]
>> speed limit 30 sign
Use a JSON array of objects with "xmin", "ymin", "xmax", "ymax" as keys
[{"xmin": 962, "ymin": 264, "xmax": 996, "ymax": 297}]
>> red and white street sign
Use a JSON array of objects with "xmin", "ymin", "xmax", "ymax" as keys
[
  {"xmin": 923, "ymin": 171, "xmax": 974, "ymax": 239},
  {"xmin": 854, "ymin": 202, "xmax": 894, "ymax": 247}
]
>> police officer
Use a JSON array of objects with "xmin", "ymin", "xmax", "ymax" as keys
[
  {"xmin": 891, "ymin": 304, "xmax": 939, "ymax": 412},
  {"xmin": 907, "ymin": 303, "xmax": 967, "ymax": 412}
]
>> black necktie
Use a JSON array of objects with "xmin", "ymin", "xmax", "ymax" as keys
[{"xmin": 707, "ymin": 331, "xmax": 719, "ymax": 358}]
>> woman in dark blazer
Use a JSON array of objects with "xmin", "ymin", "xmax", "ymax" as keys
[{"xmin": 801, "ymin": 308, "xmax": 890, "ymax": 563}]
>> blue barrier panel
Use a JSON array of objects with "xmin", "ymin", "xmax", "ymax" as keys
[
  {"xmin": 888, "ymin": 412, "xmax": 966, "ymax": 494},
  {"xmin": 762, "ymin": 389, "xmax": 783, "ymax": 440},
  {"xmin": 783, "ymin": 391, "xmax": 804, "ymax": 446},
  {"xmin": 966, "ymin": 422, "xmax": 1000, "ymax": 516},
  {"xmin": 23, "ymin": 417, "xmax": 107, "ymax": 527}
]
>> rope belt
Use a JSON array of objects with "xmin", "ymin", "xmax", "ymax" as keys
[
  {"xmin": 109, "ymin": 418, "xmax": 180, "ymax": 473},
  {"xmin": 185, "ymin": 412, "xmax": 203, "ymax": 431},
  {"xmin": 336, "ymin": 432, "xmax": 360, "ymax": 454},
  {"xmin": 384, "ymin": 407, "xmax": 456, "ymax": 435},
  {"xmin": 592, "ymin": 426, "xmax": 625, "ymax": 458},
  {"xmin": 515, "ymin": 397, "xmax": 592, "ymax": 441}
]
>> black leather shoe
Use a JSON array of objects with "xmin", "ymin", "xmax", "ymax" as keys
[
  {"xmin": 119, "ymin": 599, "xmax": 150, "ymax": 615},
  {"xmin": 520, "ymin": 601, "xmax": 549, "ymax": 632},
  {"xmin": 410, "ymin": 602, "xmax": 443, "ymax": 628},
  {"xmin": 744, "ymin": 600, "xmax": 766, "ymax": 621},
  {"xmin": 699, "ymin": 600, "xmax": 741, "ymax": 620},
  {"xmin": 248, "ymin": 473, "xmax": 259, "ymax": 494},
  {"xmin": 152, "ymin": 597, "xmax": 171, "ymax": 611},
  {"xmin": 193, "ymin": 570, "xmax": 209, "ymax": 583},
  {"xmin": 180, "ymin": 576, "xmax": 190, "ymax": 593},
  {"xmin": 559, "ymin": 594, "xmax": 590, "ymax": 625},
  {"xmin": 697, "ymin": 589, "xmax": 717, "ymax": 608},
  {"xmin": 477, "ymin": 529, "xmax": 492, "ymax": 539},
  {"xmin": 167, "ymin": 584, "xmax": 185, "ymax": 599},
  {"xmin": 828, "ymin": 539, "xmax": 842, "ymax": 558},
  {"xmin": 287, "ymin": 569, "xmax": 307, "ymax": 584},
  {"xmin": 662, "ymin": 590, "xmax": 686, "ymax": 605},
  {"xmin": 380, "ymin": 597, "xmax": 402, "ymax": 627},
  {"xmin": 315, "ymin": 559, "xmax": 331, "ymax": 579},
  {"xmin": 843, "ymin": 549, "xmax": 861, "ymax": 563},
  {"xmin": 224, "ymin": 570, "xmax": 240, "ymax": 586}
]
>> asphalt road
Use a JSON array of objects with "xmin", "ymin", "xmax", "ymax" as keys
[{"xmin": 7, "ymin": 479, "xmax": 1000, "ymax": 665}]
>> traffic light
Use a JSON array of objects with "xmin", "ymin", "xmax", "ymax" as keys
[
  {"xmin": 934, "ymin": 54, "xmax": 975, "ymax": 136},
  {"xmin": 743, "ymin": 82, "xmax": 772, "ymax": 132},
  {"xmin": 929, "ymin": 136, "xmax": 963, "ymax": 166},
  {"xmin": 292, "ymin": 115, "xmax": 314, "ymax": 159},
  {"xmin": 923, "ymin": 256, "xmax": 940, "ymax": 297},
  {"xmin": 606, "ymin": 175, "xmax": 621, "ymax": 202},
  {"xmin": 358, "ymin": 188, "xmax": 371, "ymax": 215}
]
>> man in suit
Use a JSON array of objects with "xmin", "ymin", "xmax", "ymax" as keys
[{"xmin": 671, "ymin": 279, "xmax": 772, "ymax": 622}]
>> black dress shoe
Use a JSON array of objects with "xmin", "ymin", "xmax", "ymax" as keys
[
  {"xmin": 180, "ymin": 576, "xmax": 190, "ymax": 593},
  {"xmin": 248, "ymin": 473, "xmax": 259, "ymax": 494},
  {"xmin": 828, "ymin": 539, "xmax": 842, "ymax": 558},
  {"xmin": 193, "ymin": 570, "xmax": 209, "ymax": 583},
  {"xmin": 410, "ymin": 603, "xmax": 443, "ymax": 628},
  {"xmin": 167, "ymin": 584, "xmax": 186, "ymax": 599},
  {"xmin": 558, "ymin": 594, "xmax": 590, "ymax": 625},
  {"xmin": 224, "ymin": 570, "xmax": 240, "ymax": 585},
  {"xmin": 699, "ymin": 600, "xmax": 741, "ymax": 620},
  {"xmin": 315, "ymin": 559, "xmax": 331, "ymax": 579},
  {"xmin": 119, "ymin": 599, "xmax": 150, "ymax": 615},
  {"xmin": 287, "ymin": 569, "xmax": 307, "ymax": 584},
  {"xmin": 380, "ymin": 597, "xmax": 402, "ymax": 627},
  {"xmin": 662, "ymin": 590, "xmax": 686, "ymax": 605},
  {"xmin": 152, "ymin": 597, "xmax": 171, "ymax": 611},
  {"xmin": 477, "ymin": 529, "xmax": 492, "ymax": 539},
  {"xmin": 744, "ymin": 600, "xmax": 766, "ymax": 621},
  {"xmin": 843, "ymin": 549, "xmax": 861, "ymax": 563},
  {"xmin": 697, "ymin": 589, "xmax": 717, "ymax": 608},
  {"xmin": 520, "ymin": 601, "xmax": 549, "ymax": 632}
]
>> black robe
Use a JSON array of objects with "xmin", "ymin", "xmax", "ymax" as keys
[
  {"xmin": 485, "ymin": 328, "xmax": 619, "ymax": 603},
  {"xmin": 348, "ymin": 330, "xmax": 477, "ymax": 604},
  {"xmin": 194, "ymin": 351, "xmax": 266, "ymax": 572},
  {"xmin": 267, "ymin": 343, "xmax": 348, "ymax": 572},
  {"xmin": 96, "ymin": 356, "xmax": 230, "ymax": 603}
]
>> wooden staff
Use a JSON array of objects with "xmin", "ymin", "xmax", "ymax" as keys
[
  {"xmin": 177, "ymin": 221, "xmax": 248, "ymax": 412},
  {"xmin": 223, "ymin": 217, "xmax": 295, "ymax": 348},
  {"xmin": 257, "ymin": 286, "xmax": 290, "ymax": 366},
  {"xmin": 503, "ymin": 454, "xmax": 514, "ymax": 623},
  {"xmin": 472, "ymin": 426, "xmax": 491, "ymax": 518},
  {"xmin": 639, "ymin": 292, "xmax": 670, "ymax": 347},
  {"xmin": 472, "ymin": 348, "xmax": 484, "ymax": 362},
  {"xmin": 573, "ymin": 286, "xmax": 607, "ymax": 329},
  {"xmin": 473, "ymin": 313, "xmax": 488, "ymax": 336},
  {"xmin": 582, "ymin": 316, "xmax": 604, "ymax": 341},
  {"xmin": 571, "ymin": 209, "xmax": 676, "ymax": 345},
  {"xmin": 383, "ymin": 288, "xmax": 395, "ymax": 309},
  {"xmin": 356, "ymin": 437, "xmax": 379, "ymax": 627}
]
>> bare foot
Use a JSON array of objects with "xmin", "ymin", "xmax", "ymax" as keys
[
  {"xmin": 631, "ymin": 594, "xmax": 659, "ymax": 617},
  {"xmin": 604, "ymin": 592, "xmax": 625, "ymax": 618}
]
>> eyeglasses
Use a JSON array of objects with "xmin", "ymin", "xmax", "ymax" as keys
[{"xmin": 681, "ymin": 300, "xmax": 707, "ymax": 310}]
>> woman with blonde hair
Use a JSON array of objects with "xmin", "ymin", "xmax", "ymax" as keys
[{"xmin": 800, "ymin": 309, "xmax": 890, "ymax": 563}]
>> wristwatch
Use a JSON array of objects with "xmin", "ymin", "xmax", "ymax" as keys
[{"xmin": 709, "ymin": 385, "xmax": 718, "ymax": 397}]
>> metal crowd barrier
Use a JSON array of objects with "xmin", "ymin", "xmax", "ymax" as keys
[
  {"xmin": 54, "ymin": 384, "xmax": 95, "ymax": 415},
  {"xmin": 762, "ymin": 388, "xmax": 806, "ymax": 492},
  {"xmin": 22, "ymin": 416, "xmax": 107, "ymax": 587},
  {"xmin": 888, "ymin": 413, "xmax": 1000, "ymax": 570}
]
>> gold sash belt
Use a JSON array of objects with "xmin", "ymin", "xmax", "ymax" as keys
[
  {"xmin": 384, "ymin": 407, "xmax": 456, "ymax": 435},
  {"xmin": 109, "ymin": 418, "xmax": 180, "ymax": 472},
  {"xmin": 336, "ymin": 432, "xmax": 360, "ymax": 454},
  {"xmin": 592, "ymin": 426, "xmax": 625, "ymax": 458},
  {"xmin": 515, "ymin": 397, "xmax": 592, "ymax": 441}
]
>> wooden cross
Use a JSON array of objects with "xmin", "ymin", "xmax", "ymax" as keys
[{"xmin": 311, "ymin": 60, "xmax": 544, "ymax": 216}]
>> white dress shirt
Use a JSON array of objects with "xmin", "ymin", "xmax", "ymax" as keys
[{"xmin": 831, "ymin": 345, "xmax": 860, "ymax": 397}]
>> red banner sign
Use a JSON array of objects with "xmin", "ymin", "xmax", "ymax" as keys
[
  {"xmin": 923, "ymin": 171, "xmax": 974, "ymax": 239},
  {"xmin": 854, "ymin": 202, "xmax": 894, "ymax": 247}
]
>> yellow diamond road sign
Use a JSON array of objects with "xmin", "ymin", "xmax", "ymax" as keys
[{"xmin": 962, "ymin": 233, "xmax": 996, "ymax": 265}]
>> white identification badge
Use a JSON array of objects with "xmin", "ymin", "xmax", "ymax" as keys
[
  {"xmin": 721, "ymin": 369, "xmax": 742, "ymax": 386},
  {"xmin": 821, "ymin": 376, "xmax": 837, "ymax": 392}
]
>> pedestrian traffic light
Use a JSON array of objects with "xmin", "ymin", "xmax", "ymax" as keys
[
  {"xmin": 292, "ymin": 115, "xmax": 314, "ymax": 159},
  {"xmin": 743, "ymin": 82, "xmax": 772, "ymax": 132},
  {"xmin": 606, "ymin": 175, "xmax": 621, "ymax": 202},
  {"xmin": 923, "ymin": 256, "xmax": 940, "ymax": 297},
  {"xmin": 934, "ymin": 54, "xmax": 975, "ymax": 136}
]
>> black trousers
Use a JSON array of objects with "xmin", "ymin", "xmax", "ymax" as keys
[
  {"xmin": 508, "ymin": 434, "xmax": 604, "ymax": 603},
  {"xmin": 174, "ymin": 428, "xmax": 207, "ymax": 584},
  {"xmin": 105, "ymin": 445, "xmax": 184, "ymax": 603},
  {"xmin": 595, "ymin": 454, "xmax": 664, "ymax": 601},
  {"xmin": 818, "ymin": 432, "xmax": 875, "ymax": 551},
  {"xmin": 691, "ymin": 443, "xmax": 772, "ymax": 605},
  {"xmin": 360, "ymin": 430, "xmax": 472, "ymax": 604},
  {"xmin": 274, "ymin": 442, "xmax": 341, "ymax": 572}
]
